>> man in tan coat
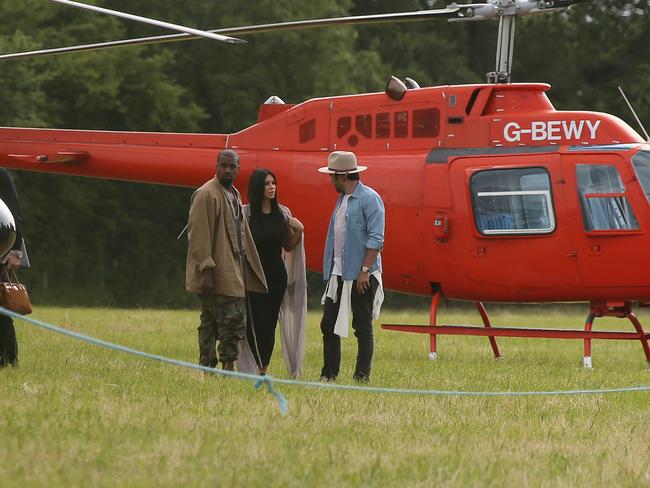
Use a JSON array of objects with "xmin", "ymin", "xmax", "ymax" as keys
[{"xmin": 186, "ymin": 149, "xmax": 267, "ymax": 371}]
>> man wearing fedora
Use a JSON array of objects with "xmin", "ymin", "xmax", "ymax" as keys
[{"xmin": 318, "ymin": 150, "xmax": 385, "ymax": 382}]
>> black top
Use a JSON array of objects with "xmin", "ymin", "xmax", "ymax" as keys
[{"xmin": 249, "ymin": 211, "xmax": 287, "ymax": 287}]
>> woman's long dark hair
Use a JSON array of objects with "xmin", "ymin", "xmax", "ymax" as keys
[
  {"xmin": 248, "ymin": 168, "xmax": 281, "ymax": 216},
  {"xmin": 247, "ymin": 168, "xmax": 287, "ymax": 242}
]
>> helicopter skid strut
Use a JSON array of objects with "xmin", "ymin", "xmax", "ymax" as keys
[{"xmin": 381, "ymin": 295, "xmax": 650, "ymax": 368}]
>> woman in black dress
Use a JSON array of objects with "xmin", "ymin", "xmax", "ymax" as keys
[{"xmin": 246, "ymin": 168, "xmax": 303, "ymax": 375}]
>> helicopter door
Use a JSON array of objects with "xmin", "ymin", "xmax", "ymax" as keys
[
  {"xmin": 449, "ymin": 155, "xmax": 580, "ymax": 300},
  {"xmin": 565, "ymin": 154, "xmax": 646, "ymax": 288}
]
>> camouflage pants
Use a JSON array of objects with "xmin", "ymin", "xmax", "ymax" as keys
[{"xmin": 197, "ymin": 294, "xmax": 245, "ymax": 366}]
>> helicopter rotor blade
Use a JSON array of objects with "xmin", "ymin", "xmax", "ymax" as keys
[
  {"xmin": 0, "ymin": 1, "xmax": 592, "ymax": 62},
  {"xmin": 0, "ymin": 7, "xmax": 459, "ymax": 61},
  {"xmin": 43, "ymin": 0, "xmax": 246, "ymax": 45}
]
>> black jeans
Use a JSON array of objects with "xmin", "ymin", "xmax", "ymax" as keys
[
  {"xmin": 320, "ymin": 275, "xmax": 378, "ymax": 381},
  {"xmin": 0, "ymin": 314, "xmax": 18, "ymax": 367}
]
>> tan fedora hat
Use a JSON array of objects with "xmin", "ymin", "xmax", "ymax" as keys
[{"xmin": 318, "ymin": 151, "xmax": 368, "ymax": 174}]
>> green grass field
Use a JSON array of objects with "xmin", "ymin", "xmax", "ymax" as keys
[{"xmin": 2, "ymin": 305, "xmax": 650, "ymax": 487}]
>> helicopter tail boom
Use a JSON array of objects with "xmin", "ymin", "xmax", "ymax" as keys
[{"xmin": 0, "ymin": 127, "xmax": 228, "ymax": 187}]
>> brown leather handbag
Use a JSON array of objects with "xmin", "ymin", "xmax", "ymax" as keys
[{"xmin": 0, "ymin": 268, "xmax": 32, "ymax": 315}]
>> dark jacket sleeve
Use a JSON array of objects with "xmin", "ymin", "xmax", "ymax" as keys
[{"xmin": 0, "ymin": 168, "xmax": 23, "ymax": 251}]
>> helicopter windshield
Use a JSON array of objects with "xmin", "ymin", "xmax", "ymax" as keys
[
  {"xmin": 576, "ymin": 164, "xmax": 639, "ymax": 231},
  {"xmin": 632, "ymin": 148, "xmax": 650, "ymax": 202}
]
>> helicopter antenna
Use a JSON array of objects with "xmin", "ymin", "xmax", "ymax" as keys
[
  {"xmin": 44, "ymin": 0, "xmax": 246, "ymax": 45},
  {"xmin": 618, "ymin": 86, "xmax": 650, "ymax": 142}
]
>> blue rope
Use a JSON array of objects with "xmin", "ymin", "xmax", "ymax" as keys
[
  {"xmin": 4, "ymin": 307, "xmax": 650, "ymax": 413},
  {"xmin": 254, "ymin": 376, "xmax": 288, "ymax": 415},
  {"xmin": 1, "ymin": 307, "xmax": 287, "ymax": 414}
]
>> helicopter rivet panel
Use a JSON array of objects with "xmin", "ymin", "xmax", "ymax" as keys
[{"xmin": 483, "ymin": 86, "xmax": 555, "ymax": 115}]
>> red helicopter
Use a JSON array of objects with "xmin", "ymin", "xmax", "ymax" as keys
[{"xmin": 1, "ymin": 0, "xmax": 649, "ymax": 367}]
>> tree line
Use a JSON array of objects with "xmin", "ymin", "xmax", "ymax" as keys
[{"xmin": 0, "ymin": 0, "xmax": 648, "ymax": 308}]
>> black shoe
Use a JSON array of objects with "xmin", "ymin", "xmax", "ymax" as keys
[{"xmin": 352, "ymin": 374, "xmax": 369, "ymax": 384}]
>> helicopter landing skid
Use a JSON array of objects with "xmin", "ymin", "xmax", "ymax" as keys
[
  {"xmin": 583, "ymin": 301, "xmax": 650, "ymax": 368},
  {"xmin": 381, "ymin": 296, "xmax": 650, "ymax": 368}
]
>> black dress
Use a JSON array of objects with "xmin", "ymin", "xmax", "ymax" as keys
[{"xmin": 247, "ymin": 211, "xmax": 288, "ymax": 368}]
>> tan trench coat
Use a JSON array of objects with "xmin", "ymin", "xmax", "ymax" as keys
[{"xmin": 185, "ymin": 177, "xmax": 267, "ymax": 297}]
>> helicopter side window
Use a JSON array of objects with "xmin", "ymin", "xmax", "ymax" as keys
[
  {"xmin": 337, "ymin": 117, "xmax": 351, "ymax": 138},
  {"xmin": 412, "ymin": 108, "xmax": 440, "ymax": 138},
  {"xmin": 632, "ymin": 149, "xmax": 650, "ymax": 202},
  {"xmin": 576, "ymin": 164, "xmax": 639, "ymax": 231},
  {"xmin": 471, "ymin": 167, "xmax": 555, "ymax": 235},
  {"xmin": 376, "ymin": 112, "xmax": 390, "ymax": 138},
  {"xmin": 356, "ymin": 114, "xmax": 372, "ymax": 138},
  {"xmin": 395, "ymin": 111, "xmax": 408, "ymax": 138},
  {"xmin": 299, "ymin": 119, "xmax": 316, "ymax": 143}
]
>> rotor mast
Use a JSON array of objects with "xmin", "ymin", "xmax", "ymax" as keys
[
  {"xmin": 450, "ymin": 0, "xmax": 587, "ymax": 84},
  {"xmin": 488, "ymin": 3, "xmax": 517, "ymax": 83}
]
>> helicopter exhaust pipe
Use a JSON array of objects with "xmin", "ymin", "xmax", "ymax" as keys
[{"xmin": 404, "ymin": 77, "xmax": 421, "ymax": 89}]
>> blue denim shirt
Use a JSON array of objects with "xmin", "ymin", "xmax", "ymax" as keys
[{"xmin": 323, "ymin": 181, "xmax": 385, "ymax": 281}]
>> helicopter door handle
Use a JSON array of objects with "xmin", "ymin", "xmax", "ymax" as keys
[
  {"xmin": 433, "ymin": 216, "xmax": 449, "ymax": 242},
  {"xmin": 567, "ymin": 250, "xmax": 578, "ymax": 258}
]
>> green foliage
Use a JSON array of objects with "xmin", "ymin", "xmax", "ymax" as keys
[
  {"xmin": 155, "ymin": 0, "xmax": 387, "ymax": 132},
  {"xmin": 351, "ymin": 0, "xmax": 488, "ymax": 85},
  {"xmin": 11, "ymin": 173, "xmax": 195, "ymax": 308},
  {"xmin": 0, "ymin": 1, "xmax": 648, "ymax": 307},
  {"xmin": 0, "ymin": 32, "xmax": 48, "ymax": 127}
]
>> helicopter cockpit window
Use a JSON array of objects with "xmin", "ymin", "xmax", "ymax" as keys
[
  {"xmin": 356, "ymin": 114, "xmax": 372, "ymax": 138},
  {"xmin": 632, "ymin": 149, "xmax": 650, "ymax": 202},
  {"xmin": 471, "ymin": 168, "xmax": 555, "ymax": 235},
  {"xmin": 412, "ymin": 108, "xmax": 440, "ymax": 138},
  {"xmin": 576, "ymin": 164, "xmax": 639, "ymax": 231},
  {"xmin": 299, "ymin": 119, "xmax": 316, "ymax": 143}
]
